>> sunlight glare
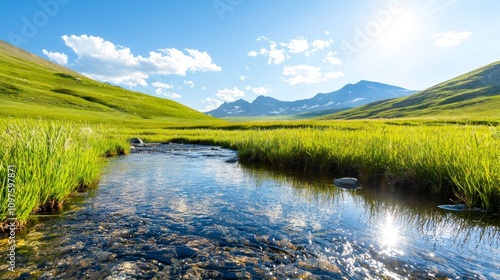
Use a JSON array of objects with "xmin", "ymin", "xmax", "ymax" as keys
[
  {"xmin": 380, "ymin": 9, "xmax": 418, "ymax": 49},
  {"xmin": 378, "ymin": 212, "xmax": 401, "ymax": 248}
]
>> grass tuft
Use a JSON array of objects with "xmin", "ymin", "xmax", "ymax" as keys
[{"xmin": 0, "ymin": 119, "xmax": 129, "ymax": 229}]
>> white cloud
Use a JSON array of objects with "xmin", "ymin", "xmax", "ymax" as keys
[
  {"xmin": 202, "ymin": 86, "xmax": 206, "ymax": 90},
  {"xmin": 264, "ymin": 42, "xmax": 287, "ymax": 65},
  {"xmin": 250, "ymin": 86, "xmax": 269, "ymax": 95},
  {"xmin": 310, "ymin": 39, "xmax": 333, "ymax": 53},
  {"xmin": 324, "ymin": 51, "xmax": 342, "ymax": 65},
  {"xmin": 215, "ymin": 86, "xmax": 245, "ymax": 102},
  {"xmin": 152, "ymin": 81, "xmax": 174, "ymax": 89},
  {"xmin": 257, "ymin": 36, "xmax": 268, "ymax": 41},
  {"xmin": 202, "ymin": 98, "xmax": 224, "ymax": 112},
  {"xmin": 324, "ymin": 71, "xmax": 345, "ymax": 79},
  {"xmin": 246, "ymin": 85, "xmax": 272, "ymax": 95},
  {"xmin": 325, "ymin": 30, "xmax": 330, "ymax": 35},
  {"xmin": 155, "ymin": 87, "xmax": 181, "ymax": 99},
  {"xmin": 59, "ymin": 34, "xmax": 221, "ymax": 87},
  {"xmin": 433, "ymin": 31, "xmax": 471, "ymax": 47},
  {"xmin": 42, "ymin": 49, "xmax": 68, "ymax": 65},
  {"xmin": 247, "ymin": 50, "xmax": 258, "ymax": 57},
  {"xmin": 239, "ymin": 75, "xmax": 248, "ymax": 81},
  {"xmin": 252, "ymin": 36, "xmax": 334, "ymax": 64},
  {"xmin": 85, "ymin": 72, "xmax": 148, "ymax": 87},
  {"xmin": 153, "ymin": 82, "xmax": 180, "ymax": 98},
  {"xmin": 165, "ymin": 92, "xmax": 181, "ymax": 98},
  {"xmin": 184, "ymin": 80, "xmax": 195, "ymax": 88},
  {"xmin": 252, "ymin": 39, "xmax": 288, "ymax": 65},
  {"xmin": 281, "ymin": 38, "xmax": 309, "ymax": 54},
  {"xmin": 282, "ymin": 65, "xmax": 344, "ymax": 85}
]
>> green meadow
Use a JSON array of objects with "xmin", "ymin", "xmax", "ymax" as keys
[
  {"xmin": 122, "ymin": 120, "xmax": 500, "ymax": 212},
  {"xmin": 3, "ymin": 118, "xmax": 499, "ymax": 229},
  {"xmin": 1, "ymin": 41, "xmax": 499, "ymax": 229}
]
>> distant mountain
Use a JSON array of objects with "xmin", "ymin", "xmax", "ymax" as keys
[
  {"xmin": 206, "ymin": 81, "xmax": 416, "ymax": 117},
  {"xmin": 323, "ymin": 61, "xmax": 500, "ymax": 119}
]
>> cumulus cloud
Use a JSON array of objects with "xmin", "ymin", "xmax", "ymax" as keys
[
  {"xmin": 282, "ymin": 65, "xmax": 344, "ymax": 85},
  {"xmin": 184, "ymin": 80, "xmax": 195, "ymax": 88},
  {"xmin": 249, "ymin": 86, "xmax": 269, "ymax": 95},
  {"xmin": 251, "ymin": 37, "xmax": 288, "ymax": 65},
  {"xmin": 86, "ymin": 72, "xmax": 149, "ymax": 87},
  {"xmin": 324, "ymin": 51, "xmax": 342, "ymax": 65},
  {"xmin": 310, "ymin": 39, "xmax": 333, "ymax": 53},
  {"xmin": 433, "ymin": 31, "xmax": 471, "ymax": 47},
  {"xmin": 202, "ymin": 98, "xmax": 224, "ymax": 112},
  {"xmin": 57, "ymin": 34, "xmax": 221, "ymax": 87},
  {"xmin": 152, "ymin": 81, "xmax": 174, "ymax": 89},
  {"xmin": 153, "ymin": 81, "xmax": 180, "ymax": 98},
  {"xmin": 251, "ymin": 35, "xmax": 334, "ymax": 64},
  {"xmin": 261, "ymin": 42, "xmax": 287, "ymax": 65},
  {"xmin": 239, "ymin": 75, "xmax": 248, "ymax": 81},
  {"xmin": 247, "ymin": 50, "xmax": 258, "ymax": 57},
  {"xmin": 256, "ymin": 36, "xmax": 268, "ymax": 41},
  {"xmin": 165, "ymin": 92, "xmax": 181, "ymax": 98},
  {"xmin": 323, "ymin": 71, "xmax": 345, "ymax": 79},
  {"xmin": 281, "ymin": 38, "xmax": 309, "ymax": 54},
  {"xmin": 42, "ymin": 49, "xmax": 68, "ymax": 65},
  {"xmin": 215, "ymin": 86, "xmax": 245, "ymax": 102},
  {"xmin": 155, "ymin": 87, "xmax": 181, "ymax": 99}
]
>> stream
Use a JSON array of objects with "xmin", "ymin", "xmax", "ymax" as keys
[{"xmin": 1, "ymin": 144, "xmax": 499, "ymax": 279}]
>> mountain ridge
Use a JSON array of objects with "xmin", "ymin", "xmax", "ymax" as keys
[
  {"xmin": 323, "ymin": 60, "xmax": 500, "ymax": 119},
  {"xmin": 206, "ymin": 80, "xmax": 416, "ymax": 117}
]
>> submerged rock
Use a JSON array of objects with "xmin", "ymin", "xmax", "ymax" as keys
[
  {"xmin": 333, "ymin": 177, "xmax": 361, "ymax": 190},
  {"xmin": 225, "ymin": 157, "xmax": 238, "ymax": 163}
]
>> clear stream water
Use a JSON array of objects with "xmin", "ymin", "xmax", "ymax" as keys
[{"xmin": 1, "ymin": 144, "xmax": 499, "ymax": 279}]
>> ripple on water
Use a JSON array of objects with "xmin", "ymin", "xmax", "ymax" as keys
[{"xmin": 1, "ymin": 144, "xmax": 499, "ymax": 279}]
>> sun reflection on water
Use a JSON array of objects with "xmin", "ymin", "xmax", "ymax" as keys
[{"xmin": 378, "ymin": 212, "xmax": 403, "ymax": 255}]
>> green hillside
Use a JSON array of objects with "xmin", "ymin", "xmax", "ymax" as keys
[
  {"xmin": 0, "ymin": 41, "xmax": 220, "ymax": 127},
  {"xmin": 323, "ymin": 61, "xmax": 500, "ymax": 120}
]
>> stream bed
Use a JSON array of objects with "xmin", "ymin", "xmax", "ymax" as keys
[{"xmin": 1, "ymin": 144, "xmax": 499, "ymax": 279}]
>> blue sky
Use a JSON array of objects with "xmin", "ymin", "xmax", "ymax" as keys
[{"xmin": 1, "ymin": 0, "xmax": 499, "ymax": 111}]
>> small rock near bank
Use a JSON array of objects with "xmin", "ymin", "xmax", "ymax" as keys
[{"xmin": 333, "ymin": 177, "xmax": 361, "ymax": 190}]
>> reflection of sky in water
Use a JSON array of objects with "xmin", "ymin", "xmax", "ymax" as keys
[{"xmin": 1, "ymin": 145, "xmax": 499, "ymax": 279}]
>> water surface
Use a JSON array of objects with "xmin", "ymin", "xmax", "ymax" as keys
[{"xmin": 1, "ymin": 144, "xmax": 499, "ymax": 279}]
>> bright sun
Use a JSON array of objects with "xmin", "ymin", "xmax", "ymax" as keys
[{"xmin": 380, "ymin": 9, "xmax": 418, "ymax": 49}]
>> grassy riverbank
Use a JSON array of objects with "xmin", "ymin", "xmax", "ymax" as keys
[
  {"xmin": 0, "ymin": 119, "xmax": 129, "ymax": 229},
  {"xmin": 1, "ymin": 118, "xmax": 499, "ymax": 228},
  {"xmin": 127, "ymin": 120, "xmax": 500, "ymax": 212}
]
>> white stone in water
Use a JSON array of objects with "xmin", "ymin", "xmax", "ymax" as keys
[
  {"xmin": 333, "ymin": 177, "xmax": 361, "ymax": 190},
  {"xmin": 437, "ymin": 204, "xmax": 468, "ymax": 212}
]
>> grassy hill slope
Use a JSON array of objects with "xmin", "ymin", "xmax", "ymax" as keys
[
  {"xmin": 323, "ymin": 61, "xmax": 500, "ymax": 120},
  {"xmin": 0, "ymin": 41, "xmax": 220, "ymax": 127}
]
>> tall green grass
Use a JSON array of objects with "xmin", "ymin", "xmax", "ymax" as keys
[
  {"xmin": 136, "ymin": 121, "xmax": 500, "ymax": 212},
  {"xmin": 0, "ymin": 119, "xmax": 129, "ymax": 228}
]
